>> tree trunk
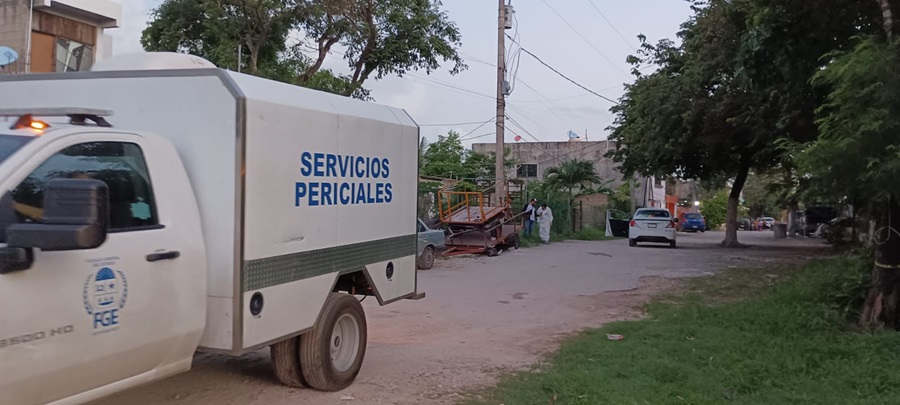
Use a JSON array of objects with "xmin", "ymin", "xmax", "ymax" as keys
[
  {"xmin": 876, "ymin": 0, "xmax": 895, "ymax": 41},
  {"xmin": 859, "ymin": 194, "xmax": 900, "ymax": 328},
  {"xmin": 248, "ymin": 43, "xmax": 260, "ymax": 75},
  {"xmin": 722, "ymin": 162, "xmax": 751, "ymax": 247},
  {"xmin": 298, "ymin": 36, "xmax": 339, "ymax": 85}
]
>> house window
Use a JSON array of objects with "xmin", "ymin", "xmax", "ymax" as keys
[
  {"xmin": 56, "ymin": 38, "xmax": 94, "ymax": 72},
  {"xmin": 517, "ymin": 164, "xmax": 538, "ymax": 178}
]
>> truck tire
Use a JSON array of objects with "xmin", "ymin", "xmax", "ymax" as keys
[
  {"xmin": 300, "ymin": 293, "xmax": 367, "ymax": 391},
  {"xmin": 417, "ymin": 246, "xmax": 435, "ymax": 270},
  {"xmin": 270, "ymin": 336, "xmax": 307, "ymax": 388}
]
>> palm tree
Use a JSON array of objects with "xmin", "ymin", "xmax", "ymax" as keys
[{"xmin": 545, "ymin": 159, "xmax": 603, "ymax": 232}]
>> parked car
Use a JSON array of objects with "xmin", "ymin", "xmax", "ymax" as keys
[
  {"xmin": 677, "ymin": 212, "xmax": 706, "ymax": 232},
  {"xmin": 738, "ymin": 217, "xmax": 752, "ymax": 230},
  {"xmin": 760, "ymin": 217, "xmax": 776, "ymax": 230},
  {"xmin": 802, "ymin": 206, "xmax": 837, "ymax": 236},
  {"xmin": 629, "ymin": 208, "xmax": 677, "ymax": 248},
  {"xmin": 417, "ymin": 218, "xmax": 447, "ymax": 269}
]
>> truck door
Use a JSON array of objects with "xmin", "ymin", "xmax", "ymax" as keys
[{"xmin": 0, "ymin": 137, "xmax": 204, "ymax": 405}]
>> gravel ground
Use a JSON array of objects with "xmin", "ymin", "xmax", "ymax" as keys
[{"xmin": 92, "ymin": 231, "xmax": 828, "ymax": 405}]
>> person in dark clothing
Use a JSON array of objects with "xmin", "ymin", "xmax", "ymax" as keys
[{"xmin": 523, "ymin": 198, "xmax": 537, "ymax": 237}]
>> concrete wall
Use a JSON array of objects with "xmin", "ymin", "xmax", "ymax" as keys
[
  {"xmin": 472, "ymin": 140, "xmax": 668, "ymax": 209},
  {"xmin": 472, "ymin": 140, "xmax": 624, "ymax": 186},
  {"xmin": 0, "ymin": 0, "xmax": 29, "ymax": 74},
  {"xmin": 574, "ymin": 193, "xmax": 609, "ymax": 230}
]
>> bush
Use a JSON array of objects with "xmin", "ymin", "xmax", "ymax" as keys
[{"xmin": 700, "ymin": 188, "xmax": 729, "ymax": 229}]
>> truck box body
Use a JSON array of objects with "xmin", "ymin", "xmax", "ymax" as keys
[{"xmin": 0, "ymin": 68, "xmax": 419, "ymax": 354}]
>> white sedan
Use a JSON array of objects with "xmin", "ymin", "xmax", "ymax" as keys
[{"xmin": 628, "ymin": 208, "xmax": 677, "ymax": 248}]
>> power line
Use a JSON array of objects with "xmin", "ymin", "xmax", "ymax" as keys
[
  {"xmin": 585, "ymin": 0, "xmax": 638, "ymax": 50},
  {"xmin": 537, "ymin": 0, "xmax": 629, "ymax": 77},
  {"xmin": 461, "ymin": 132, "xmax": 496, "ymax": 141},
  {"xmin": 460, "ymin": 118, "xmax": 496, "ymax": 139},
  {"xmin": 420, "ymin": 119, "xmax": 496, "ymax": 127},
  {"xmin": 507, "ymin": 34, "xmax": 619, "ymax": 105},
  {"xmin": 404, "ymin": 74, "xmax": 494, "ymax": 101}
]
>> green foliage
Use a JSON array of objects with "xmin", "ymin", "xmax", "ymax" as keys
[
  {"xmin": 606, "ymin": 183, "xmax": 633, "ymax": 215},
  {"xmin": 545, "ymin": 159, "xmax": 602, "ymax": 195},
  {"xmin": 605, "ymin": 0, "xmax": 882, "ymax": 243},
  {"xmin": 522, "ymin": 179, "xmax": 571, "ymax": 235},
  {"xmin": 464, "ymin": 257, "xmax": 900, "ymax": 405},
  {"xmin": 700, "ymin": 188, "xmax": 728, "ymax": 230},
  {"xmin": 545, "ymin": 159, "xmax": 603, "ymax": 232},
  {"xmin": 418, "ymin": 131, "xmax": 515, "ymax": 181},
  {"xmin": 741, "ymin": 171, "xmax": 781, "ymax": 218},
  {"xmin": 141, "ymin": 0, "xmax": 465, "ymax": 98},
  {"xmin": 796, "ymin": 37, "xmax": 900, "ymax": 209}
]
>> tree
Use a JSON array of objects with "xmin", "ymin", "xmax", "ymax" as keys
[
  {"xmin": 302, "ymin": 0, "xmax": 466, "ymax": 96},
  {"xmin": 794, "ymin": 0, "xmax": 900, "ymax": 327},
  {"xmin": 741, "ymin": 171, "xmax": 781, "ymax": 218},
  {"xmin": 607, "ymin": 0, "xmax": 879, "ymax": 247},
  {"xmin": 142, "ymin": 0, "xmax": 465, "ymax": 98},
  {"xmin": 419, "ymin": 131, "xmax": 515, "ymax": 181},
  {"xmin": 141, "ymin": 0, "xmax": 297, "ymax": 75},
  {"xmin": 546, "ymin": 159, "xmax": 602, "ymax": 232}
]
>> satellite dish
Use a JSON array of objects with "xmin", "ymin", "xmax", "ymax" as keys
[{"xmin": 0, "ymin": 46, "xmax": 19, "ymax": 67}]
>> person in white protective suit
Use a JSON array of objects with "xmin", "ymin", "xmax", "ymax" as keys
[{"xmin": 536, "ymin": 203, "xmax": 553, "ymax": 243}]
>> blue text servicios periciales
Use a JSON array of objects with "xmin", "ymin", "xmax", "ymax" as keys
[{"xmin": 295, "ymin": 151, "xmax": 392, "ymax": 207}]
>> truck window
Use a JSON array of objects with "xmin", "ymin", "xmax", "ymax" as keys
[
  {"xmin": 0, "ymin": 135, "xmax": 33, "ymax": 164},
  {"xmin": 11, "ymin": 142, "xmax": 159, "ymax": 231}
]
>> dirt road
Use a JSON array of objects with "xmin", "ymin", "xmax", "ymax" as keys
[{"xmin": 93, "ymin": 231, "xmax": 827, "ymax": 405}]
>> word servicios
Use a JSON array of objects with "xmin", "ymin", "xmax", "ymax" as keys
[{"xmin": 295, "ymin": 151, "xmax": 393, "ymax": 207}]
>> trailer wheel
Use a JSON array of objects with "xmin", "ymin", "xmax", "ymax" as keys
[
  {"xmin": 300, "ymin": 293, "xmax": 367, "ymax": 392},
  {"xmin": 417, "ymin": 246, "xmax": 435, "ymax": 270},
  {"xmin": 270, "ymin": 336, "xmax": 307, "ymax": 388}
]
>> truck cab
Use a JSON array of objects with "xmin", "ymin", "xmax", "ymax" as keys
[
  {"xmin": 0, "ymin": 52, "xmax": 421, "ymax": 405},
  {"xmin": 0, "ymin": 111, "xmax": 207, "ymax": 404}
]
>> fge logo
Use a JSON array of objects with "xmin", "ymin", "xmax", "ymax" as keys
[{"xmin": 83, "ymin": 267, "xmax": 129, "ymax": 331}]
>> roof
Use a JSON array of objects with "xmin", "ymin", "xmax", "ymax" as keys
[{"xmin": 35, "ymin": 0, "xmax": 122, "ymax": 28}]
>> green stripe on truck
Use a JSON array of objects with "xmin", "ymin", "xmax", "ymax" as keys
[{"xmin": 243, "ymin": 234, "xmax": 418, "ymax": 291}]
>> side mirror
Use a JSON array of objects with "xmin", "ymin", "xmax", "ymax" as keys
[{"xmin": 6, "ymin": 178, "xmax": 109, "ymax": 252}]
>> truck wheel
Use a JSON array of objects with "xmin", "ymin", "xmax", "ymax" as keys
[
  {"xmin": 670, "ymin": 240, "xmax": 677, "ymax": 248},
  {"xmin": 270, "ymin": 336, "xmax": 307, "ymax": 388},
  {"xmin": 629, "ymin": 239, "xmax": 636, "ymax": 247},
  {"xmin": 300, "ymin": 293, "xmax": 367, "ymax": 392},
  {"xmin": 417, "ymin": 246, "xmax": 435, "ymax": 270}
]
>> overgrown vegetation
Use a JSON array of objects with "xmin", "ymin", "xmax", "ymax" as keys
[
  {"xmin": 700, "ymin": 189, "xmax": 728, "ymax": 230},
  {"xmin": 142, "ymin": 0, "xmax": 465, "ymax": 99},
  {"xmin": 462, "ymin": 257, "xmax": 900, "ymax": 405}
]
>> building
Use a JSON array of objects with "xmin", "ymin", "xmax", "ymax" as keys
[
  {"xmin": 0, "ymin": 0, "xmax": 121, "ymax": 74},
  {"xmin": 471, "ymin": 140, "xmax": 667, "ymax": 209}
]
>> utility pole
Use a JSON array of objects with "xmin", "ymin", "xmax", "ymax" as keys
[
  {"xmin": 629, "ymin": 177, "xmax": 635, "ymax": 213},
  {"xmin": 494, "ymin": 0, "xmax": 508, "ymax": 206}
]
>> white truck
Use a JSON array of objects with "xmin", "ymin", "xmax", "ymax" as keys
[{"xmin": 0, "ymin": 53, "xmax": 422, "ymax": 405}]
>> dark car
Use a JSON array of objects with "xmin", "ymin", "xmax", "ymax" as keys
[
  {"xmin": 738, "ymin": 217, "xmax": 752, "ymax": 230},
  {"xmin": 677, "ymin": 212, "xmax": 706, "ymax": 232},
  {"xmin": 803, "ymin": 206, "xmax": 837, "ymax": 236}
]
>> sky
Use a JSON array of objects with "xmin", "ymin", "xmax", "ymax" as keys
[{"xmin": 111, "ymin": 0, "xmax": 692, "ymax": 148}]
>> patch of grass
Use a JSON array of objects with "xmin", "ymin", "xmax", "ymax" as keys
[{"xmin": 462, "ymin": 257, "xmax": 900, "ymax": 405}]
